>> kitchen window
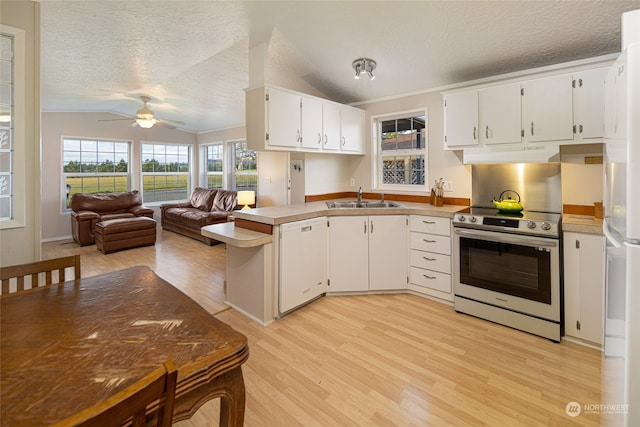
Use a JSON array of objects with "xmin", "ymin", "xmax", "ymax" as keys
[
  {"xmin": 232, "ymin": 140, "xmax": 257, "ymax": 192},
  {"xmin": 141, "ymin": 142, "xmax": 191, "ymax": 203},
  {"xmin": 62, "ymin": 138, "xmax": 131, "ymax": 211},
  {"xmin": 204, "ymin": 143, "xmax": 223, "ymax": 189},
  {"xmin": 373, "ymin": 111, "xmax": 427, "ymax": 190}
]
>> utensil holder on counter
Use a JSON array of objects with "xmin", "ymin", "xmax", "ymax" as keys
[
  {"xmin": 435, "ymin": 196, "xmax": 444, "ymax": 207},
  {"xmin": 594, "ymin": 202, "xmax": 603, "ymax": 219}
]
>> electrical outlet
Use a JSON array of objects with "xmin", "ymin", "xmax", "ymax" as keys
[
  {"xmin": 442, "ymin": 181, "xmax": 453, "ymax": 192},
  {"xmin": 350, "ymin": 178, "xmax": 356, "ymax": 187}
]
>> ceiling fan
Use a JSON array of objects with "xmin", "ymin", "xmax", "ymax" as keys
[{"xmin": 99, "ymin": 95, "xmax": 185, "ymax": 129}]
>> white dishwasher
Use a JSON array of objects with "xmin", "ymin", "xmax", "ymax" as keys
[{"xmin": 279, "ymin": 217, "xmax": 327, "ymax": 314}]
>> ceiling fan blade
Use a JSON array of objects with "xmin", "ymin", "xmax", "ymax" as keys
[
  {"xmin": 156, "ymin": 120, "xmax": 176, "ymax": 130},
  {"xmin": 98, "ymin": 118, "xmax": 135, "ymax": 122},
  {"xmin": 157, "ymin": 118, "xmax": 185, "ymax": 126}
]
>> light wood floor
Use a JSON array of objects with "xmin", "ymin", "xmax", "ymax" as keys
[{"xmin": 42, "ymin": 229, "xmax": 620, "ymax": 426}]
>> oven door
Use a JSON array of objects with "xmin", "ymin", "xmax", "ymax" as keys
[{"xmin": 453, "ymin": 227, "xmax": 561, "ymax": 322}]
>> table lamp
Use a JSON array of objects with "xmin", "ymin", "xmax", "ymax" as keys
[{"xmin": 237, "ymin": 191, "xmax": 255, "ymax": 210}]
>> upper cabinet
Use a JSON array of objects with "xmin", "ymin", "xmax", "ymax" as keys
[
  {"xmin": 443, "ymin": 63, "xmax": 610, "ymax": 150},
  {"xmin": 443, "ymin": 90, "xmax": 478, "ymax": 148},
  {"xmin": 246, "ymin": 86, "xmax": 365, "ymax": 155}
]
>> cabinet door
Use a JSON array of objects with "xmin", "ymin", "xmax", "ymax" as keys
[
  {"xmin": 267, "ymin": 88, "xmax": 301, "ymax": 148},
  {"xmin": 301, "ymin": 96, "xmax": 323, "ymax": 150},
  {"xmin": 563, "ymin": 232, "xmax": 605, "ymax": 344},
  {"xmin": 444, "ymin": 90, "xmax": 479, "ymax": 148},
  {"xmin": 369, "ymin": 216, "xmax": 408, "ymax": 291},
  {"xmin": 576, "ymin": 67, "xmax": 608, "ymax": 140},
  {"xmin": 523, "ymin": 74, "xmax": 573, "ymax": 143},
  {"xmin": 328, "ymin": 216, "xmax": 369, "ymax": 292},
  {"xmin": 322, "ymin": 102, "xmax": 341, "ymax": 151},
  {"xmin": 479, "ymin": 83, "xmax": 522, "ymax": 145},
  {"xmin": 340, "ymin": 107, "xmax": 365, "ymax": 153},
  {"xmin": 279, "ymin": 218, "xmax": 327, "ymax": 312}
]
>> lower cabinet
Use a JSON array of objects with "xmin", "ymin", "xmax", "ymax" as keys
[
  {"xmin": 563, "ymin": 231, "xmax": 605, "ymax": 345},
  {"xmin": 408, "ymin": 215, "xmax": 453, "ymax": 302},
  {"xmin": 279, "ymin": 217, "xmax": 328, "ymax": 313},
  {"xmin": 328, "ymin": 215, "xmax": 408, "ymax": 292}
]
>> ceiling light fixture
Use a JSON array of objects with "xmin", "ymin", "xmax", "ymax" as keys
[
  {"xmin": 136, "ymin": 117, "xmax": 157, "ymax": 128},
  {"xmin": 352, "ymin": 58, "xmax": 376, "ymax": 80}
]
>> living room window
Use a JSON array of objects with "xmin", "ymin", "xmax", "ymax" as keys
[
  {"xmin": 373, "ymin": 111, "xmax": 427, "ymax": 190},
  {"xmin": 0, "ymin": 33, "xmax": 14, "ymax": 222},
  {"xmin": 141, "ymin": 142, "xmax": 190, "ymax": 203},
  {"xmin": 232, "ymin": 141, "xmax": 257, "ymax": 192},
  {"xmin": 62, "ymin": 138, "xmax": 131, "ymax": 210},
  {"xmin": 204, "ymin": 143, "xmax": 223, "ymax": 189}
]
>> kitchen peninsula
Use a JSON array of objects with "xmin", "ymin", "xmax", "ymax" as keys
[{"xmin": 202, "ymin": 200, "xmax": 465, "ymax": 325}]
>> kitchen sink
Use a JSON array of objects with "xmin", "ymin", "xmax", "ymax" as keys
[{"xmin": 325, "ymin": 201, "xmax": 403, "ymax": 209}]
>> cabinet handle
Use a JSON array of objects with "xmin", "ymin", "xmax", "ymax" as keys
[
  {"xmin": 530, "ymin": 121, "xmax": 534, "ymax": 136},
  {"xmin": 301, "ymin": 226, "xmax": 312, "ymax": 232},
  {"xmin": 318, "ymin": 133, "xmax": 322, "ymax": 144},
  {"xmin": 485, "ymin": 125, "xmax": 489, "ymax": 139},
  {"xmin": 579, "ymin": 124, "xmax": 583, "ymax": 134},
  {"xmin": 342, "ymin": 136, "xmax": 346, "ymax": 146},
  {"xmin": 370, "ymin": 220, "xmax": 374, "ymax": 234},
  {"xmin": 422, "ymin": 239, "xmax": 436, "ymax": 243},
  {"xmin": 423, "ymin": 257, "xmax": 436, "ymax": 261},
  {"xmin": 473, "ymin": 126, "xmax": 477, "ymax": 140},
  {"xmin": 364, "ymin": 220, "xmax": 367, "ymax": 234},
  {"xmin": 422, "ymin": 220, "xmax": 436, "ymax": 224},
  {"xmin": 423, "ymin": 274, "xmax": 436, "ymax": 280},
  {"xmin": 297, "ymin": 129, "xmax": 301, "ymax": 142},
  {"xmin": 324, "ymin": 134, "xmax": 327, "ymax": 145}
]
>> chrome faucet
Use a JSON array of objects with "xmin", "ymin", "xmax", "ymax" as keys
[{"xmin": 357, "ymin": 187, "xmax": 363, "ymax": 205}]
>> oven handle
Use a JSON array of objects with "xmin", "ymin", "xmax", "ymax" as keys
[{"xmin": 454, "ymin": 228, "xmax": 558, "ymax": 248}]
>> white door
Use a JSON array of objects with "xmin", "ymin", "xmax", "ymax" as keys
[
  {"xmin": 369, "ymin": 215, "xmax": 408, "ymax": 291},
  {"xmin": 267, "ymin": 88, "xmax": 301, "ymax": 148},
  {"xmin": 523, "ymin": 74, "xmax": 573, "ymax": 143},
  {"xmin": 301, "ymin": 96, "xmax": 323, "ymax": 150},
  {"xmin": 340, "ymin": 107, "xmax": 364, "ymax": 153},
  {"xmin": 322, "ymin": 102, "xmax": 342, "ymax": 151},
  {"xmin": 578, "ymin": 67, "xmax": 608, "ymax": 139},
  {"xmin": 444, "ymin": 90, "xmax": 479, "ymax": 148},
  {"xmin": 479, "ymin": 83, "xmax": 522, "ymax": 145},
  {"xmin": 328, "ymin": 216, "xmax": 369, "ymax": 292}
]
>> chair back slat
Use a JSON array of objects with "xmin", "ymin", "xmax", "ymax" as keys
[
  {"xmin": 52, "ymin": 360, "xmax": 177, "ymax": 427},
  {"xmin": 0, "ymin": 255, "xmax": 81, "ymax": 295}
]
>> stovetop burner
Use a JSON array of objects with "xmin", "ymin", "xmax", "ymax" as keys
[{"xmin": 453, "ymin": 207, "xmax": 561, "ymax": 237}]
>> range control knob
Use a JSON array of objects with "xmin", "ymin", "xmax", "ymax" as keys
[
  {"xmin": 457, "ymin": 215, "xmax": 466, "ymax": 222},
  {"xmin": 527, "ymin": 221, "xmax": 537, "ymax": 229},
  {"xmin": 469, "ymin": 216, "xmax": 477, "ymax": 223},
  {"xmin": 540, "ymin": 221, "xmax": 552, "ymax": 231}
]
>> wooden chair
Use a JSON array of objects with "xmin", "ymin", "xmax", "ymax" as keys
[
  {"xmin": 0, "ymin": 255, "xmax": 81, "ymax": 295},
  {"xmin": 52, "ymin": 360, "xmax": 178, "ymax": 427}
]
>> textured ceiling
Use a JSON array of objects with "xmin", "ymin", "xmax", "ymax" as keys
[{"xmin": 40, "ymin": 0, "xmax": 640, "ymax": 133}]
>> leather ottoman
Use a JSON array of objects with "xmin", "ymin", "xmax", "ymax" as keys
[{"xmin": 95, "ymin": 217, "xmax": 157, "ymax": 254}]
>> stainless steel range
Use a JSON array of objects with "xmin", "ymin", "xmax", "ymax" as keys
[{"xmin": 453, "ymin": 207, "xmax": 562, "ymax": 342}]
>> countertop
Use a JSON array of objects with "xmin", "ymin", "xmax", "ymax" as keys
[
  {"xmin": 562, "ymin": 214, "xmax": 604, "ymax": 235},
  {"xmin": 231, "ymin": 199, "xmax": 466, "ymax": 226}
]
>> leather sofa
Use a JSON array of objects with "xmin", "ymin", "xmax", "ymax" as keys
[
  {"xmin": 70, "ymin": 191, "xmax": 155, "ymax": 246},
  {"xmin": 160, "ymin": 188, "xmax": 239, "ymax": 245}
]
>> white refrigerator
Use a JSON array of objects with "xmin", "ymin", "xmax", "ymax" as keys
[{"xmin": 603, "ymin": 9, "xmax": 640, "ymax": 427}]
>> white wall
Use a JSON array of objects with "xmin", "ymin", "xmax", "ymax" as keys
[
  {"xmin": 41, "ymin": 112, "xmax": 196, "ymax": 241},
  {"xmin": 560, "ymin": 144, "xmax": 604, "ymax": 206},
  {"xmin": 0, "ymin": 1, "xmax": 41, "ymax": 266}
]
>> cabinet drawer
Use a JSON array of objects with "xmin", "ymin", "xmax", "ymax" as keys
[
  {"xmin": 409, "ymin": 267, "xmax": 451, "ymax": 293},
  {"xmin": 410, "ymin": 216, "xmax": 450, "ymax": 236},
  {"xmin": 410, "ymin": 250, "xmax": 451, "ymax": 274},
  {"xmin": 410, "ymin": 233, "xmax": 451, "ymax": 254}
]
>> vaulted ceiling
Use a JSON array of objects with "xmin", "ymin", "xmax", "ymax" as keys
[{"xmin": 40, "ymin": 0, "xmax": 640, "ymax": 133}]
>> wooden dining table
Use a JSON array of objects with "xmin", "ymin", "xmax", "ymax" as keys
[{"xmin": 0, "ymin": 265, "xmax": 249, "ymax": 426}]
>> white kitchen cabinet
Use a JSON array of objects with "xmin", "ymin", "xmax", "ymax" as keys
[
  {"xmin": 523, "ymin": 74, "xmax": 574, "ymax": 143},
  {"xmin": 246, "ymin": 85, "xmax": 365, "ymax": 154},
  {"xmin": 340, "ymin": 106, "xmax": 365, "ymax": 153},
  {"xmin": 408, "ymin": 215, "xmax": 453, "ymax": 302},
  {"xmin": 573, "ymin": 67, "xmax": 608, "ymax": 141},
  {"xmin": 279, "ymin": 217, "xmax": 327, "ymax": 313},
  {"xmin": 563, "ymin": 231, "xmax": 605, "ymax": 346},
  {"xmin": 443, "ymin": 90, "xmax": 479, "ymax": 149},
  {"xmin": 328, "ymin": 215, "xmax": 407, "ymax": 293},
  {"xmin": 479, "ymin": 83, "xmax": 522, "ymax": 145},
  {"xmin": 300, "ymin": 96, "xmax": 323, "ymax": 150}
]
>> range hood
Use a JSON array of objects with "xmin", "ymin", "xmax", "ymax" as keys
[{"xmin": 463, "ymin": 144, "xmax": 560, "ymax": 164}]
